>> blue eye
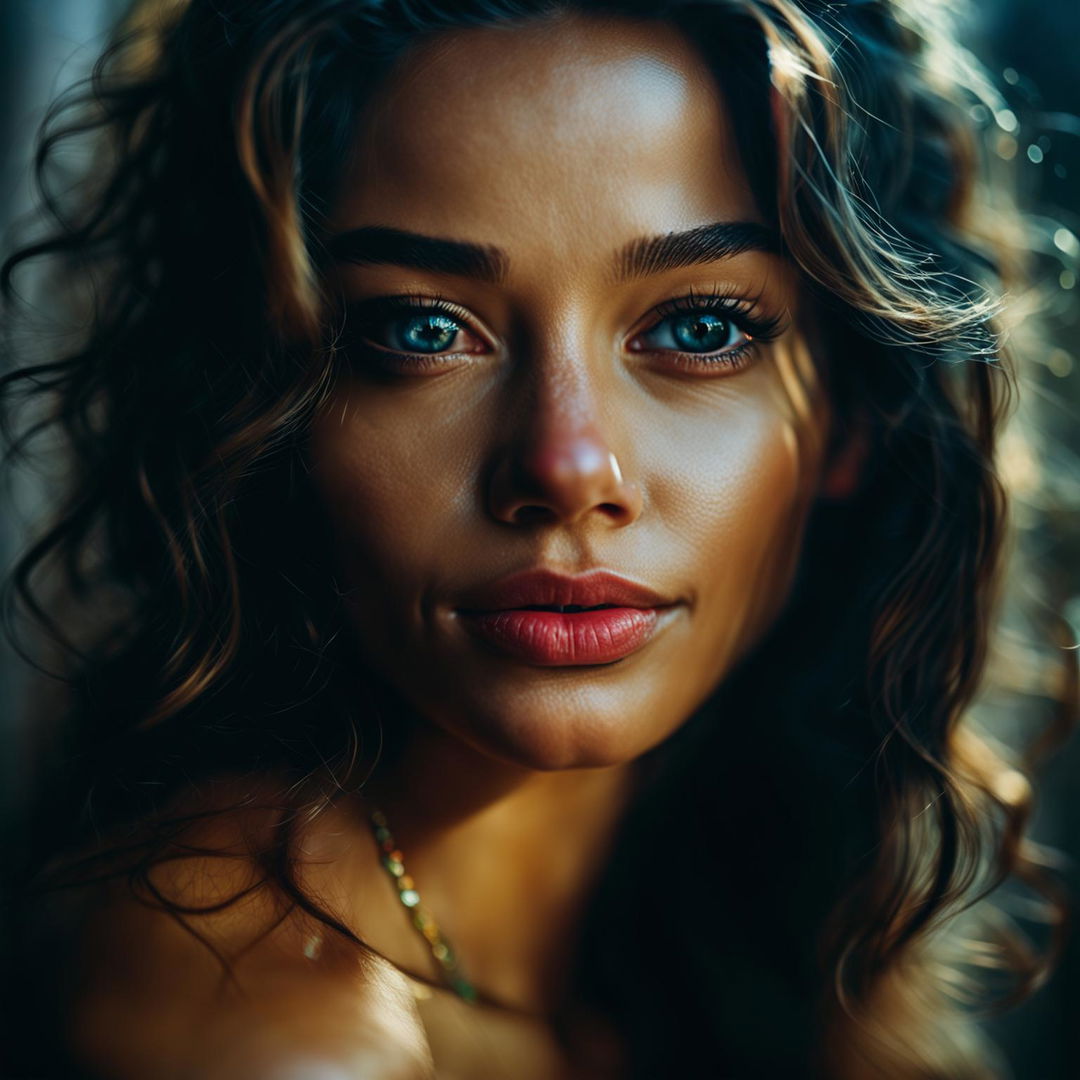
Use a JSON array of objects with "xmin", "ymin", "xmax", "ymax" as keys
[
  {"xmin": 380, "ymin": 311, "xmax": 462, "ymax": 354},
  {"xmin": 340, "ymin": 294, "xmax": 480, "ymax": 372},
  {"xmin": 641, "ymin": 310, "xmax": 747, "ymax": 354},
  {"xmin": 340, "ymin": 290, "xmax": 784, "ymax": 378},
  {"xmin": 631, "ymin": 292, "xmax": 785, "ymax": 371}
]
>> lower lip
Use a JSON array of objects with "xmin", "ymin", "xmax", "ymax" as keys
[{"xmin": 457, "ymin": 607, "xmax": 663, "ymax": 666}]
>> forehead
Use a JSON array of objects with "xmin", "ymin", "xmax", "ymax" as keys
[{"xmin": 331, "ymin": 12, "xmax": 762, "ymax": 266}]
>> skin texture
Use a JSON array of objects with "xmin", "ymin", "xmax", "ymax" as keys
[
  {"xmin": 63, "ymin": 793, "xmax": 437, "ymax": 1080},
  {"xmin": 312, "ymin": 11, "xmax": 834, "ymax": 774},
  {"xmin": 68, "ymin": 12, "xmax": 863, "ymax": 1078},
  {"xmin": 303, "ymin": 5, "xmax": 853, "ymax": 1030}
]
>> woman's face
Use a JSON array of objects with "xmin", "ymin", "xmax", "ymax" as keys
[{"xmin": 309, "ymin": 12, "xmax": 833, "ymax": 770}]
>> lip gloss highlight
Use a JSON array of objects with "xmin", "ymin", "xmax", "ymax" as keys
[{"xmin": 458, "ymin": 606, "xmax": 660, "ymax": 665}]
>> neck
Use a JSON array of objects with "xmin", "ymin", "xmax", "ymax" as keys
[{"xmin": 358, "ymin": 713, "xmax": 641, "ymax": 1015}]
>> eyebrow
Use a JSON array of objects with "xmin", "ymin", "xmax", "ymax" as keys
[{"xmin": 329, "ymin": 220, "xmax": 780, "ymax": 285}]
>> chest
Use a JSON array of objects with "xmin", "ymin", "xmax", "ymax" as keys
[{"xmin": 404, "ymin": 976, "xmax": 625, "ymax": 1080}]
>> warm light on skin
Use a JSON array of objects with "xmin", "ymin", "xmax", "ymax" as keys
[
  {"xmin": 51, "ymin": 12, "xmax": 875, "ymax": 1072},
  {"xmin": 309, "ymin": 11, "xmax": 833, "ymax": 773}
]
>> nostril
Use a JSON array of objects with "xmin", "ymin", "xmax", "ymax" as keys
[
  {"xmin": 486, "ymin": 447, "xmax": 642, "ymax": 527},
  {"xmin": 512, "ymin": 504, "xmax": 556, "ymax": 525}
]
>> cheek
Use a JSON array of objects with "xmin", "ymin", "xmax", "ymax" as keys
[
  {"xmin": 651, "ymin": 378, "xmax": 822, "ymax": 674},
  {"xmin": 306, "ymin": 391, "xmax": 468, "ymax": 651},
  {"xmin": 310, "ymin": 382, "xmax": 472, "ymax": 540}
]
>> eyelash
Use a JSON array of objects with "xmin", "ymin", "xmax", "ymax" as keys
[
  {"xmin": 341, "ymin": 287, "xmax": 784, "ymax": 374},
  {"xmin": 643, "ymin": 287, "xmax": 784, "ymax": 371}
]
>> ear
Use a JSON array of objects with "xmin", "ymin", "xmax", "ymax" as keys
[{"xmin": 819, "ymin": 412, "xmax": 872, "ymax": 501}]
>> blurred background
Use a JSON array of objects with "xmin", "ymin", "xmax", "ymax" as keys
[{"xmin": 1, "ymin": 1, "xmax": 1077, "ymax": 1077}]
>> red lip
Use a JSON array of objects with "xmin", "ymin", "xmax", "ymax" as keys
[
  {"xmin": 456, "ymin": 569, "xmax": 677, "ymax": 666},
  {"xmin": 457, "ymin": 568, "xmax": 672, "ymax": 612}
]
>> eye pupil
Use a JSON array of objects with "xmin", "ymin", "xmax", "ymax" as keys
[
  {"xmin": 672, "ymin": 313, "xmax": 732, "ymax": 352},
  {"xmin": 401, "ymin": 314, "xmax": 459, "ymax": 353}
]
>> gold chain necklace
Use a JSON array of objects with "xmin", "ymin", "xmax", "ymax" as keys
[{"xmin": 367, "ymin": 806, "xmax": 478, "ymax": 1003}]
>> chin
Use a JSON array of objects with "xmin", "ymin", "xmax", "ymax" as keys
[{"xmin": 432, "ymin": 689, "xmax": 682, "ymax": 772}]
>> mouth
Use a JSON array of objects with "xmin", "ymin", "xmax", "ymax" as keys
[
  {"xmin": 454, "ymin": 569, "xmax": 678, "ymax": 667},
  {"xmin": 513, "ymin": 603, "xmax": 620, "ymax": 613},
  {"xmin": 457, "ymin": 606, "xmax": 664, "ymax": 666},
  {"xmin": 457, "ymin": 567, "xmax": 672, "ymax": 612}
]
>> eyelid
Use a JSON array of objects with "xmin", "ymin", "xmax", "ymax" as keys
[
  {"xmin": 341, "ymin": 293, "xmax": 489, "ymax": 359},
  {"xmin": 633, "ymin": 314, "xmax": 751, "ymax": 356},
  {"xmin": 624, "ymin": 287, "xmax": 787, "ymax": 375},
  {"xmin": 639, "ymin": 287, "xmax": 784, "ymax": 337},
  {"xmin": 343, "ymin": 292, "xmax": 477, "ymax": 332}
]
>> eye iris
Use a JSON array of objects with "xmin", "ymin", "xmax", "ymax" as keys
[
  {"xmin": 398, "ymin": 314, "xmax": 459, "ymax": 353},
  {"xmin": 671, "ymin": 312, "xmax": 733, "ymax": 352}
]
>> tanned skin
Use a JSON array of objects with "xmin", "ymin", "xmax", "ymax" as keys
[{"xmin": 65, "ymin": 12, "xmax": 863, "ymax": 1078}]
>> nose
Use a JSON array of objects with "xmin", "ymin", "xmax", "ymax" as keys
[{"xmin": 486, "ymin": 369, "xmax": 643, "ymax": 528}]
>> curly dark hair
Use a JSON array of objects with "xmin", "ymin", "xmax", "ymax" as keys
[{"xmin": 2, "ymin": 0, "xmax": 1075, "ymax": 1077}]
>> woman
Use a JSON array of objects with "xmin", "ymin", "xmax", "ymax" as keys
[{"xmin": 1, "ymin": 0, "xmax": 1074, "ymax": 1077}]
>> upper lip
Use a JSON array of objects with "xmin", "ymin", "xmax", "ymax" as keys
[{"xmin": 456, "ymin": 568, "xmax": 674, "ymax": 612}]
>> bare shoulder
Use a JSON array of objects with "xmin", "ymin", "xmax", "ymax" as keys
[{"xmin": 53, "ymin": 777, "xmax": 433, "ymax": 1079}]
